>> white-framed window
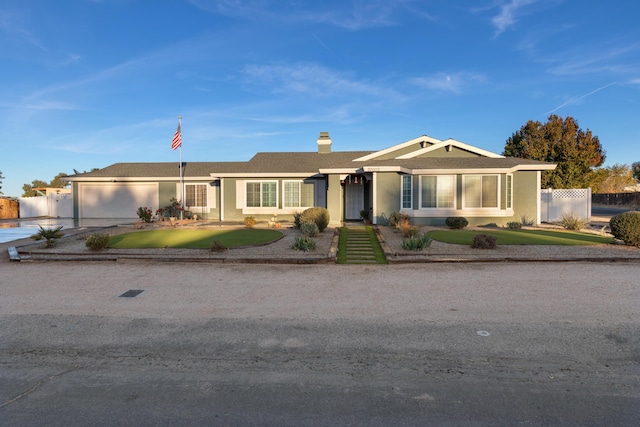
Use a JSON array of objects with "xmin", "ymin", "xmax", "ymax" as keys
[
  {"xmin": 463, "ymin": 175, "xmax": 499, "ymax": 208},
  {"xmin": 283, "ymin": 180, "xmax": 314, "ymax": 208},
  {"xmin": 506, "ymin": 174, "xmax": 513, "ymax": 209},
  {"xmin": 185, "ymin": 184, "xmax": 208, "ymax": 208},
  {"xmin": 420, "ymin": 175, "xmax": 455, "ymax": 208},
  {"xmin": 401, "ymin": 175, "xmax": 412, "ymax": 209},
  {"xmin": 246, "ymin": 181, "xmax": 277, "ymax": 208}
]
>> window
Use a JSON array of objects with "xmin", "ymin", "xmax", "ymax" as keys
[
  {"xmin": 283, "ymin": 181, "xmax": 314, "ymax": 208},
  {"xmin": 185, "ymin": 184, "xmax": 207, "ymax": 208},
  {"xmin": 401, "ymin": 175, "xmax": 412, "ymax": 209},
  {"xmin": 464, "ymin": 175, "xmax": 499, "ymax": 208},
  {"xmin": 506, "ymin": 174, "xmax": 512, "ymax": 209},
  {"xmin": 421, "ymin": 175, "xmax": 455, "ymax": 208},
  {"xmin": 246, "ymin": 181, "xmax": 277, "ymax": 208}
]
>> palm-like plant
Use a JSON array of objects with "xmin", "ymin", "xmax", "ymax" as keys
[{"xmin": 30, "ymin": 225, "xmax": 65, "ymax": 248}]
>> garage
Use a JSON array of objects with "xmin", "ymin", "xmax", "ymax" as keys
[{"xmin": 79, "ymin": 183, "xmax": 159, "ymax": 219}]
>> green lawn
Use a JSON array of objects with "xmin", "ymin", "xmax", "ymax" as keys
[
  {"xmin": 428, "ymin": 228, "xmax": 614, "ymax": 246},
  {"xmin": 108, "ymin": 228, "xmax": 283, "ymax": 249}
]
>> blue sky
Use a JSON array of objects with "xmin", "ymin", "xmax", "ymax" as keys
[{"xmin": 1, "ymin": 0, "xmax": 639, "ymax": 197}]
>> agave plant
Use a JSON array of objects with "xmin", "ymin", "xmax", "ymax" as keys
[{"xmin": 31, "ymin": 225, "xmax": 65, "ymax": 248}]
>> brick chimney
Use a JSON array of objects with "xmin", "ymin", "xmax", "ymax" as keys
[{"xmin": 317, "ymin": 131, "xmax": 332, "ymax": 153}]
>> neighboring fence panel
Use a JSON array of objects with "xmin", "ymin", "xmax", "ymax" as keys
[
  {"xmin": 592, "ymin": 192, "xmax": 640, "ymax": 208},
  {"xmin": 541, "ymin": 188, "xmax": 591, "ymax": 223},
  {"xmin": 0, "ymin": 198, "xmax": 19, "ymax": 219},
  {"xmin": 19, "ymin": 194, "xmax": 73, "ymax": 218}
]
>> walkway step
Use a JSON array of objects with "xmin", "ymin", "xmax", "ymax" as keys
[{"xmin": 337, "ymin": 226, "xmax": 387, "ymax": 265}]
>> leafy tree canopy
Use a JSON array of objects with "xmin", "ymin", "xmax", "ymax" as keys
[
  {"xmin": 586, "ymin": 164, "xmax": 637, "ymax": 193},
  {"xmin": 632, "ymin": 162, "xmax": 640, "ymax": 182},
  {"xmin": 0, "ymin": 170, "xmax": 4, "ymax": 195},
  {"xmin": 22, "ymin": 172, "xmax": 69, "ymax": 197},
  {"xmin": 503, "ymin": 115, "xmax": 605, "ymax": 188}
]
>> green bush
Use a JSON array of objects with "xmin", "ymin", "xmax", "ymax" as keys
[
  {"xmin": 401, "ymin": 233, "xmax": 432, "ymax": 251},
  {"xmin": 445, "ymin": 217, "xmax": 469, "ymax": 229},
  {"xmin": 299, "ymin": 207, "xmax": 330, "ymax": 232},
  {"xmin": 471, "ymin": 233, "xmax": 497, "ymax": 249},
  {"xmin": 388, "ymin": 212, "xmax": 411, "ymax": 227},
  {"xmin": 506, "ymin": 221, "xmax": 522, "ymax": 230},
  {"xmin": 609, "ymin": 211, "xmax": 640, "ymax": 247},
  {"xmin": 85, "ymin": 233, "xmax": 110, "ymax": 251},
  {"xmin": 559, "ymin": 212, "xmax": 588, "ymax": 231},
  {"xmin": 293, "ymin": 212, "xmax": 302, "ymax": 229},
  {"xmin": 136, "ymin": 206, "xmax": 154, "ymax": 223},
  {"xmin": 300, "ymin": 221, "xmax": 319, "ymax": 237},
  {"xmin": 210, "ymin": 240, "xmax": 227, "ymax": 253},
  {"xmin": 290, "ymin": 236, "xmax": 317, "ymax": 251}
]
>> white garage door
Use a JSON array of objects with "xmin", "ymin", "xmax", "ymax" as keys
[{"xmin": 79, "ymin": 183, "xmax": 159, "ymax": 219}]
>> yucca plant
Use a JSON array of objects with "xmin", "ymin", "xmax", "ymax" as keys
[{"xmin": 31, "ymin": 225, "xmax": 65, "ymax": 248}]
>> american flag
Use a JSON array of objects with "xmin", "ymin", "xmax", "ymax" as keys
[{"xmin": 171, "ymin": 123, "xmax": 182, "ymax": 150}]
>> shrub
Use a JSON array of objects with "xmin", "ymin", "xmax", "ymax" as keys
[
  {"xmin": 401, "ymin": 233, "xmax": 432, "ymax": 251},
  {"xmin": 136, "ymin": 206, "xmax": 154, "ymax": 223},
  {"xmin": 210, "ymin": 240, "xmax": 227, "ymax": 253},
  {"xmin": 446, "ymin": 217, "xmax": 468, "ymax": 229},
  {"xmin": 290, "ymin": 236, "xmax": 317, "ymax": 251},
  {"xmin": 609, "ymin": 211, "xmax": 640, "ymax": 247},
  {"xmin": 293, "ymin": 212, "xmax": 302, "ymax": 229},
  {"xmin": 398, "ymin": 219, "xmax": 419, "ymax": 237},
  {"xmin": 559, "ymin": 212, "xmax": 587, "ymax": 231},
  {"xmin": 85, "ymin": 233, "xmax": 110, "ymax": 251},
  {"xmin": 299, "ymin": 207, "xmax": 330, "ymax": 232},
  {"xmin": 360, "ymin": 209, "xmax": 370, "ymax": 222},
  {"xmin": 300, "ymin": 221, "xmax": 319, "ymax": 237},
  {"xmin": 388, "ymin": 211, "xmax": 411, "ymax": 227},
  {"xmin": 471, "ymin": 233, "xmax": 497, "ymax": 249},
  {"xmin": 520, "ymin": 215, "xmax": 535, "ymax": 226},
  {"xmin": 30, "ymin": 225, "xmax": 65, "ymax": 248},
  {"xmin": 244, "ymin": 216, "xmax": 256, "ymax": 228},
  {"xmin": 506, "ymin": 221, "xmax": 522, "ymax": 230}
]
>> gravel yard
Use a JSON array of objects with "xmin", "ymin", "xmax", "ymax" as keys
[{"xmin": 4, "ymin": 219, "xmax": 640, "ymax": 263}]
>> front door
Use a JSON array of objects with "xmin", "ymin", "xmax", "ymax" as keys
[{"xmin": 345, "ymin": 182, "xmax": 364, "ymax": 220}]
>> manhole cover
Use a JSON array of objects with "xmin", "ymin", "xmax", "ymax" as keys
[{"xmin": 119, "ymin": 289, "xmax": 145, "ymax": 298}]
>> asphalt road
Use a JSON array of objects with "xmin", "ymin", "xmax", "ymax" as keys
[{"xmin": 1, "ymin": 262, "xmax": 639, "ymax": 426}]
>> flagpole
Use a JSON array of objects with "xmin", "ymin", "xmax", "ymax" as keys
[{"xmin": 178, "ymin": 115, "xmax": 183, "ymax": 220}]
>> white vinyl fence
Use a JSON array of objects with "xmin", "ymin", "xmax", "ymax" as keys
[
  {"xmin": 540, "ymin": 188, "xmax": 591, "ymax": 223},
  {"xmin": 19, "ymin": 194, "xmax": 73, "ymax": 218}
]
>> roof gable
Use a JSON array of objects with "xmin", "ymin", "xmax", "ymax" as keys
[{"xmin": 353, "ymin": 135, "xmax": 503, "ymax": 161}]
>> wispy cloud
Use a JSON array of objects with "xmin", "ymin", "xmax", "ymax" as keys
[
  {"xmin": 241, "ymin": 62, "xmax": 402, "ymax": 100},
  {"xmin": 187, "ymin": 0, "xmax": 433, "ymax": 30},
  {"xmin": 544, "ymin": 82, "xmax": 617, "ymax": 115},
  {"xmin": 490, "ymin": 0, "xmax": 541, "ymax": 37},
  {"xmin": 547, "ymin": 42, "xmax": 640, "ymax": 76},
  {"xmin": 0, "ymin": 9, "xmax": 46, "ymax": 50},
  {"xmin": 409, "ymin": 72, "xmax": 486, "ymax": 94}
]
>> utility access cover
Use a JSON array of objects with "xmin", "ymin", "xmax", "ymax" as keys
[{"xmin": 119, "ymin": 289, "xmax": 145, "ymax": 298}]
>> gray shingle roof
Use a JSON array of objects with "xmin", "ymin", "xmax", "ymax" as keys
[{"xmin": 67, "ymin": 150, "xmax": 553, "ymax": 180}]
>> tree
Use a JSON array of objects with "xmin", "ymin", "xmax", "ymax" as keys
[
  {"xmin": 21, "ymin": 172, "xmax": 69, "ymax": 197},
  {"xmin": 587, "ymin": 164, "xmax": 636, "ymax": 193},
  {"xmin": 632, "ymin": 162, "xmax": 640, "ymax": 182},
  {"xmin": 0, "ymin": 170, "xmax": 4, "ymax": 195},
  {"xmin": 503, "ymin": 115, "xmax": 605, "ymax": 188}
]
